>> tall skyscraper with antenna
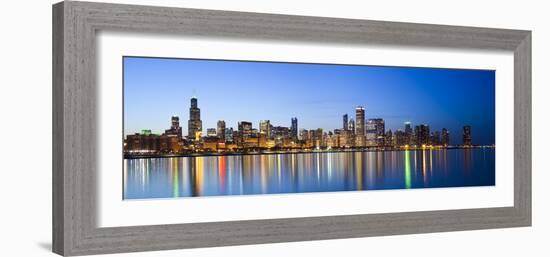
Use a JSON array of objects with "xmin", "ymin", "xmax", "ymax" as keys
[{"xmin": 188, "ymin": 97, "xmax": 202, "ymax": 140}]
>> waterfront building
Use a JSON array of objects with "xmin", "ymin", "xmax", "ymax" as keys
[
  {"xmin": 251, "ymin": 128, "xmax": 259, "ymax": 137},
  {"xmin": 291, "ymin": 117, "xmax": 298, "ymax": 140},
  {"xmin": 225, "ymin": 143, "xmax": 238, "ymax": 151},
  {"xmin": 238, "ymin": 121, "xmax": 253, "ymax": 139},
  {"xmin": 348, "ymin": 118, "xmax": 355, "ymax": 134},
  {"xmin": 414, "ymin": 124, "xmax": 430, "ymax": 146},
  {"xmin": 299, "ymin": 129, "xmax": 308, "ymax": 141},
  {"xmin": 259, "ymin": 120, "xmax": 271, "ymax": 138},
  {"xmin": 232, "ymin": 130, "xmax": 241, "ymax": 145},
  {"xmin": 355, "ymin": 106, "xmax": 366, "ymax": 147},
  {"xmin": 161, "ymin": 134, "xmax": 184, "ymax": 153},
  {"xmin": 202, "ymin": 136, "xmax": 220, "ymax": 152},
  {"xmin": 343, "ymin": 114, "xmax": 348, "ymax": 131},
  {"xmin": 125, "ymin": 115, "xmax": 191, "ymax": 155},
  {"xmin": 338, "ymin": 131, "xmax": 349, "ymax": 148},
  {"xmin": 243, "ymin": 136, "xmax": 260, "ymax": 149},
  {"xmin": 224, "ymin": 127, "xmax": 234, "ymax": 142},
  {"xmin": 442, "ymin": 128, "xmax": 450, "ymax": 146},
  {"xmin": 164, "ymin": 115, "xmax": 182, "ymax": 138},
  {"xmin": 216, "ymin": 120, "xmax": 226, "ymax": 141},
  {"xmin": 432, "ymin": 131, "xmax": 441, "ymax": 145},
  {"xmin": 207, "ymin": 128, "xmax": 217, "ymax": 137},
  {"xmin": 258, "ymin": 133, "xmax": 268, "ymax": 148},
  {"xmin": 394, "ymin": 130, "xmax": 407, "ymax": 146},
  {"xmin": 327, "ymin": 132, "xmax": 338, "ymax": 148},
  {"xmin": 312, "ymin": 128, "xmax": 324, "ymax": 148},
  {"xmin": 187, "ymin": 97, "xmax": 202, "ymax": 140},
  {"xmin": 366, "ymin": 118, "xmax": 385, "ymax": 146},
  {"xmin": 163, "ymin": 116, "xmax": 187, "ymax": 152},
  {"xmin": 272, "ymin": 126, "xmax": 291, "ymax": 141},
  {"xmin": 307, "ymin": 129, "xmax": 317, "ymax": 148},
  {"xmin": 385, "ymin": 130, "xmax": 393, "ymax": 147},
  {"xmin": 463, "ymin": 125, "xmax": 472, "ymax": 146},
  {"xmin": 404, "ymin": 121, "xmax": 413, "ymax": 145},
  {"xmin": 124, "ymin": 130, "xmax": 160, "ymax": 154}
]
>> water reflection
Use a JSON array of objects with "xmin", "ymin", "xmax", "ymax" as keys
[
  {"xmin": 124, "ymin": 148, "xmax": 495, "ymax": 199},
  {"xmin": 404, "ymin": 150, "xmax": 411, "ymax": 189}
]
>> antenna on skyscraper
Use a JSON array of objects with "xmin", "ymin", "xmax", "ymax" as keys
[{"xmin": 192, "ymin": 88, "xmax": 197, "ymax": 98}]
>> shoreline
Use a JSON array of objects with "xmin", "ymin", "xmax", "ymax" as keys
[{"xmin": 124, "ymin": 145, "xmax": 495, "ymax": 159}]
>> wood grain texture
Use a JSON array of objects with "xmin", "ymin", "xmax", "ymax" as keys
[
  {"xmin": 52, "ymin": 2, "xmax": 65, "ymax": 255},
  {"xmin": 52, "ymin": 1, "xmax": 532, "ymax": 256}
]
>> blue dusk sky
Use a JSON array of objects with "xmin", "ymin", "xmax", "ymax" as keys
[{"xmin": 123, "ymin": 57, "xmax": 495, "ymax": 145}]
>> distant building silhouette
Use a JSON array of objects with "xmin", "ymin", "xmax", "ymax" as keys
[
  {"xmin": 463, "ymin": 125, "xmax": 472, "ymax": 146},
  {"xmin": 404, "ymin": 121, "xmax": 413, "ymax": 145},
  {"xmin": 415, "ymin": 124, "xmax": 430, "ymax": 146},
  {"xmin": 442, "ymin": 128, "xmax": 450, "ymax": 146}
]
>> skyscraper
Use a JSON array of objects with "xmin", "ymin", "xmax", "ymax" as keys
[
  {"xmin": 463, "ymin": 125, "xmax": 472, "ymax": 146},
  {"xmin": 299, "ymin": 129, "xmax": 308, "ymax": 141},
  {"xmin": 366, "ymin": 118, "xmax": 385, "ymax": 146},
  {"xmin": 165, "ymin": 115, "xmax": 182, "ymax": 137},
  {"xmin": 291, "ymin": 117, "xmax": 298, "ymax": 140},
  {"xmin": 424, "ymin": 125, "xmax": 430, "ymax": 145},
  {"xmin": 238, "ymin": 121, "xmax": 253, "ymax": 139},
  {"xmin": 259, "ymin": 120, "xmax": 271, "ymax": 138},
  {"xmin": 442, "ymin": 128, "xmax": 450, "ymax": 146},
  {"xmin": 394, "ymin": 130, "xmax": 407, "ymax": 146},
  {"xmin": 348, "ymin": 118, "xmax": 355, "ymax": 134},
  {"xmin": 404, "ymin": 121, "xmax": 413, "ymax": 145},
  {"xmin": 355, "ymin": 106, "xmax": 365, "ymax": 146},
  {"xmin": 217, "ymin": 120, "xmax": 226, "ymax": 141},
  {"xmin": 171, "ymin": 116, "xmax": 180, "ymax": 131},
  {"xmin": 385, "ymin": 129, "xmax": 393, "ymax": 147},
  {"xmin": 272, "ymin": 126, "xmax": 291, "ymax": 140},
  {"xmin": 355, "ymin": 107, "xmax": 365, "ymax": 135},
  {"xmin": 225, "ymin": 127, "xmax": 234, "ymax": 142},
  {"xmin": 343, "ymin": 114, "xmax": 348, "ymax": 131},
  {"xmin": 432, "ymin": 131, "xmax": 441, "ymax": 145},
  {"xmin": 415, "ymin": 124, "xmax": 430, "ymax": 146},
  {"xmin": 187, "ymin": 97, "xmax": 202, "ymax": 140},
  {"xmin": 404, "ymin": 121, "xmax": 412, "ymax": 134}
]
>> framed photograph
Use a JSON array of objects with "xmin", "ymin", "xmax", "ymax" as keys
[{"xmin": 53, "ymin": 1, "xmax": 531, "ymax": 256}]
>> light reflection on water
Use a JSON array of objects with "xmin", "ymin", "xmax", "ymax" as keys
[{"xmin": 124, "ymin": 148, "xmax": 495, "ymax": 200}]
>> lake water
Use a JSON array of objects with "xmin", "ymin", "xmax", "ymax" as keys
[{"xmin": 123, "ymin": 148, "xmax": 495, "ymax": 199}]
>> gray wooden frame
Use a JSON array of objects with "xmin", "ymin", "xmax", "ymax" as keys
[{"xmin": 52, "ymin": 1, "xmax": 531, "ymax": 256}]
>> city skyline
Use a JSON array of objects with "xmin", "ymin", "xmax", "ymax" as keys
[
  {"xmin": 124, "ymin": 57, "xmax": 495, "ymax": 145},
  {"xmin": 125, "ymin": 95, "xmax": 479, "ymax": 153}
]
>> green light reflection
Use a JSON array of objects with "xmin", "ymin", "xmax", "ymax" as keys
[{"xmin": 404, "ymin": 150, "xmax": 411, "ymax": 189}]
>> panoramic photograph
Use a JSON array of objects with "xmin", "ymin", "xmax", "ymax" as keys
[{"xmin": 123, "ymin": 56, "xmax": 496, "ymax": 200}]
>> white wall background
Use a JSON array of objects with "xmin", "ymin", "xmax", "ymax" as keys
[{"xmin": 0, "ymin": 0, "xmax": 547, "ymax": 256}]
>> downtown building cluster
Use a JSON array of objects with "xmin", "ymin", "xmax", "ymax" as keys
[{"xmin": 124, "ymin": 97, "xmax": 475, "ymax": 156}]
